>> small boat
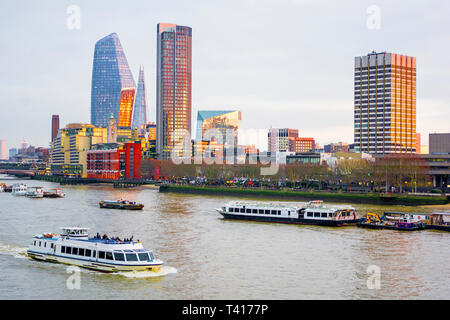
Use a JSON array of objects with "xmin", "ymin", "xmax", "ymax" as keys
[
  {"xmin": 27, "ymin": 227, "xmax": 163, "ymax": 272},
  {"xmin": 216, "ymin": 200, "xmax": 358, "ymax": 227},
  {"xmin": 99, "ymin": 199, "xmax": 144, "ymax": 210},
  {"xmin": 357, "ymin": 212, "xmax": 384, "ymax": 229},
  {"xmin": 43, "ymin": 188, "xmax": 65, "ymax": 198},
  {"xmin": 26, "ymin": 186, "xmax": 44, "ymax": 198},
  {"xmin": 426, "ymin": 212, "xmax": 450, "ymax": 232},
  {"xmin": 381, "ymin": 212, "xmax": 427, "ymax": 231},
  {"xmin": 12, "ymin": 183, "xmax": 27, "ymax": 196}
]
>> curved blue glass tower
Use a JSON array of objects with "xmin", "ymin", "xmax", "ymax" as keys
[
  {"xmin": 91, "ymin": 33, "xmax": 135, "ymax": 128},
  {"xmin": 131, "ymin": 66, "xmax": 147, "ymax": 130}
]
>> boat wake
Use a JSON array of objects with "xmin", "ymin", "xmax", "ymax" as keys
[
  {"xmin": 117, "ymin": 266, "xmax": 178, "ymax": 278},
  {"xmin": 0, "ymin": 243, "xmax": 28, "ymax": 259}
]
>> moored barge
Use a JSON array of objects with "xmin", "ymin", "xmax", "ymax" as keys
[{"xmin": 216, "ymin": 200, "xmax": 358, "ymax": 227}]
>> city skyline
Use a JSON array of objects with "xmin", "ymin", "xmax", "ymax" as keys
[{"xmin": 1, "ymin": 1, "xmax": 450, "ymax": 151}]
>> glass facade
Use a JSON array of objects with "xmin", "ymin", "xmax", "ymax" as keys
[
  {"xmin": 354, "ymin": 52, "xmax": 416, "ymax": 154},
  {"xmin": 156, "ymin": 23, "xmax": 192, "ymax": 160},
  {"xmin": 132, "ymin": 66, "xmax": 148, "ymax": 130},
  {"xmin": 196, "ymin": 111, "xmax": 241, "ymax": 145},
  {"xmin": 91, "ymin": 33, "xmax": 136, "ymax": 128}
]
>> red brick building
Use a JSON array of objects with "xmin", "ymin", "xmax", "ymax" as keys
[
  {"xmin": 87, "ymin": 141, "xmax": 141, "ymax": 180},
  {"xmin": 290, "ymin": 137, "xmax": 315, "ymax": 153}
]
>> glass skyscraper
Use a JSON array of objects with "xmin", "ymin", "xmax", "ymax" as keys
[
  {"xmin": 156, "ymin": 23, "xmax": 192, "ymax": 160},
  {"xmin": 132, "ymin": 66, "xmax": 148, "ymax": 130},
  {"xmin": 354, "ymin": 52, "xmax": 416, "ymax": 154},
  {"xmin": 91, "ymin": 33, "xmax": 136, "ymax": 128}
]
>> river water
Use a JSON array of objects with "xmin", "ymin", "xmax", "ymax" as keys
[{"xmin": 0, "ymin": 176, "xmax": 449, "ymax": 299}]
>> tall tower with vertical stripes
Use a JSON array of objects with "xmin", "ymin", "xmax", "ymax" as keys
[
  {"xmin": 354, "ymin": 52, "xmax": 416, "ymax": 154},
  {"xmin": 156, "ymin": 23, "xmax": 192, "ymax": 160}
]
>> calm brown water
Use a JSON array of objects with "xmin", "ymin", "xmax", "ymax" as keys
[{"xmin": 0, "ymin": 176, "xmax": 449, "ymax": 299}]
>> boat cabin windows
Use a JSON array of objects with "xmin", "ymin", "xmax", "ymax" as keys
[
  {"xmin": 321, "ymin": 212, "xmax": 327, "ymax": 218},
  {"xmin": 72, "ymin": 248, "xmax": 78, "ymax": 255},
  {"xmin": 138, "ymin": 252, "xmax": 149, "ymax": 261},
  {"xmin": 125, "ymin": 253, "xmax": 138, "ymax": 262},
  {"xmin": 105, "ymin": 252, "xmax": 114, "ymax": 260},
  {"xmin": 314, "ymin": 212, "xmax": 320, "ymax": 218},
  {"xmin": 265, "ymin": 210, "xmax": 270, "ymax": 215},
  {"xmin": 86, "ymin": 249, "xmax": 91, "ymax": 257},
  {"xmin": 258, "ymin": 209, "xmax": 264, "ymax": 214},
  {"xmin": 79, "ymin": 248, "xmax": 85, "ymax": 256},
  {"xmin": 99, "ymin": 251, "xmax": 105, "ymax": 259},
  {"xmin": 240, "ymin": 208, "xmax": 245, "ymax": 213},
  {"xmin": 252, "ymin": 209, "xmax": 258, "ymax": 214},
  {"xmin": 114, "ymin": 252, "xmax": 125, "ymax": 261},
  {"xmin": 246, "ymin": 209, "xmax": 251, "ymax": 213},
  {"xmin": 307, "ymin": 212, "xmax": 313, "ymax": 217}
]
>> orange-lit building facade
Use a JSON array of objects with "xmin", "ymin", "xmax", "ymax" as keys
[
  {"xmin": 118, "ymin": 88, "xmax": 136, "ymax": 128},
  {"xmin": 290, "ymin": 137, "xmax": 315, "ymax": 153},
  {"xmin": 354, "ymin": 52, "xmax": 416, "ymax": 154},
  {"xmin": 156, "ymin": 23, "xmax": 192, "ymax": 160}
]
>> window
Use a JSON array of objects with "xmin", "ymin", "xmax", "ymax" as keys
[
  {"xmin": 61, "ymin": 246, "xmax": 66, "ymax": 253},
  {"xmin": 34, "ymin": 241, "xmax": 36, "ymax": 246},
  {"xmin": 246, "ymin": 209, "xmax": 251, "ymax": 213},
  {"xmin": 51, "ymin": 243, "xmax": 54, "ymax": 249},
  {"xmin": 149, "ymin": 252, "xmax": 154, "ymax": 261},
  {"xmin": 126, "ymin": 253, "xmax": 138, "ymax": 262},
  {"xmin": 114, "ymin": 252, "xmax": 125, "ymax": 261},
  {"xmin": 79, "ymin": 248, "xmax": 85, "ymax": 256},
  {"xmin": 321, "ymin": 212, "xmax": 327, "ymax": 218},
  {"xmin": 258, "ymin": 209, "xmax": 264, "ymax": 214},
  {"xmin": 265, "ymin": 210, "xmax": 270, "ymax": 215},
  {"xmin": 85, "ymin": 249, "xmax": 91, "ymax": 257},
  {"xmin": 240, "ymin": 208, "xmax": 245, "ymax": 213},
  {"xmin": 228, "ymin": 207, "xmax": 233, "ymax": 212},
  {"xmin": 252, "ymin": 209, "xmax": 258, "ymax": 214},
  {"xmin": 92, "ymin": 250, "xmax": 96, "ymax": 258},
  {"xmin": 44, "ymin": 242, "xmax": 46, "ymax": 248},
  {"xmin": 72, "ymin": 248, "xmax": 78, "ymax": 255},
  {"xmin": 105, "ymin": 252, "xmax": 114, "ymax": 260},
  {"xmin": 329, "ymin": 213, "xmax": 333, "ymax": 218},
  {"xmin": 66, "ymin": 247, "xmax": 72, "ymax": 254},
  {"xmin": 307, "ymin": 212, "xmax": 313, "ymax": 217},
  {"xmin": 138, "ymin": 253, "xmax": 149, "ymax": 261},
  {"xmin": 39, "ymin": 241, "xmax": 41, "ymax": 247},
  {"xmin": 99, "ymin": 251, "xmax": 105, "ymax": 259}
]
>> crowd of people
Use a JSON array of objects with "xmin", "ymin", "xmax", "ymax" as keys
[{"xmin": 93, "ymin": 233, "xmax": 134, "ymax": 243}]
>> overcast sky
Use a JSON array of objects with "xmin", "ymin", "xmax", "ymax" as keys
[{"xmin": 1, "ymin": 0, "xmax": 449, "ymax": 151}]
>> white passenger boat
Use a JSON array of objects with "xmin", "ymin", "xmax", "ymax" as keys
[
  {"xmin": 216, "ymin": 200, "xmax": 358, "ymax": 226},
  {"xmin": 26, "ymin": 186, "xmax": 44, "ymax": 198},
  {"xmin": 12, "ymin": 183, "xmax": 27, "ymax": 196},
  {"xmin": 27, "ymin": 227, "xmax": 163, "ymax": 272}
]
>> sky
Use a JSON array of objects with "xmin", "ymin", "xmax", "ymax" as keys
[{"xmin": 1, "ymin": 0, "xmax": 449, "ymax": 151}]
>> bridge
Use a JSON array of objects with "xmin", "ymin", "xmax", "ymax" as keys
[{"xmin": 0, "ymin": 169, "xmax": 35, "ymax": 177}]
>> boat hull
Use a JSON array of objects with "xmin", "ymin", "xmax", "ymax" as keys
[
  {"xmin": 425, "ymin": 224, "xmax": 450, "ymax": 232},
  {"xmin": 27, "ymin": 251, "xmax": 163, "ymax": 273},
  {"xmin": 99, "ymin": 202, "xmax": 144, "ymax": 210},
  {"xmin": 357, "ymin": 222, "xmax": 385, "ymax": 229},
  {"xmin": 219, "ymin": 212, "xmax": 357, "ymax": 227}
]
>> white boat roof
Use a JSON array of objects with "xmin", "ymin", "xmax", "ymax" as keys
[
  {"xmin": 60, "ymin": 227, "xmax": 89, "ymax": 232},
  {"xmin": 431, "ymin": 212, "xmax": 450, "ymax": 216},
  {"xmin": 225, "ymin": 200, "xmax": 354, "ymax": 210}
]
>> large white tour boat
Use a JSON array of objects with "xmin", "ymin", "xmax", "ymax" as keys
[
  {"xmin": 12, "ymin": 183, "xmax": 27, "ymax": 196},
  {"xmin": 27, "ymin": 227, "xmax": 163, "ymax": 272},
  {"xmin": 216, "ymin": 200, "xmax": 358, "ymax": 226}
]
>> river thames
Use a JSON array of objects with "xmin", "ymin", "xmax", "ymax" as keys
[{"xmin": 0, "ymin": 176, "xmax": 449, "ymax": 299}]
